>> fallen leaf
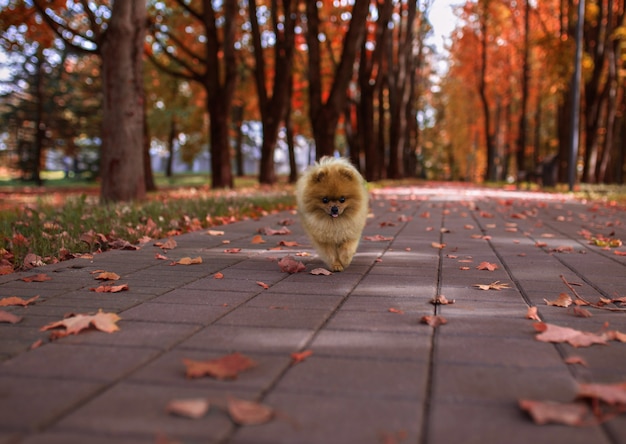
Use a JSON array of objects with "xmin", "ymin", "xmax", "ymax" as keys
[
  {"xmin": 291, "ymin": 349, "xmax": 313, "ymax": 365},
  {"xmin": 0, "ymin": 310, "xmax": 22, "ymax": 324},
  {"xmin": 155, "ymin": 253, "xmax": 168, "ymax": 260},
  {"xmin": 224, "ymin": 248, "xmax": 242, "ymax": 254},
  {"xmin": 577, "ymin": 382, "xmax": 626, "ymax": 405},
  {"xmin": 519, "ymin": 399, "xmax": 589, "ymax": 426},
  {"xmin": 572, "ymin": 306, "xmax": 592, "ymax": 318},
  {"xmin": 525, "ymin": 306, "xmax": 541, "ymax": 321},
  {"xmin": 388, "ymin": 307, "xmax": 404, "ymax": 314},
  {"xmin": 21, "ymin": 274, "xmax": 52, "ymax": 282},
  {"xmin": 431, "ymin": 242, "xmax": 446, "ymax": 249},
  {"xmin": 207, "ymin": 230, "xmax": 225, "ymax": 236},
  {"xmin": 607, "ymin": 330, "xmax": 626, "ymax": 342},
  {"xmin": 278, "ymin": 256, "xmax": 306, "ymax": 274},
  {"xmin": 90, "ymin": 284, "xmax": 129, "ymax": 293},
  {"xmin": 533, "ymin": 322, "xmax": 607, "ymax": 347},
  {"xmin": 278, "ymin": 240, "xmax": 299, "ymax": 247},
  {"xmin": 0, "ymin": 295, "xmax": 40, "ymax": 307},
  {"xmin": 41, "ymin": 310, "xmax": 121, "ymax": 336},
  {"xmin": 476, "ymin": 262, "xmax": 498, "ymax": 271},
  {"xmin": 251, "ymin": 235, "xmax": 265, "ymax": 244},
  {"xmin": 310, "ymin": 268, "xmax": 332, "ymax": 276},
  {"xmin": 256, "ymin": 281, "xmax": 269, "ymax": 289},
  {"xmin": 564, "ymin": 356, "xmax": 588, "ymax": 367},
  {"xmin": 258, "ymin": 226, "xmax": 291, "ymax": 236},
  {"xmin": 214, "ymin": 272, "xmax": 224, "ymax": 279},
  {"xmin": 173, "ymin": 256, "xmax": 203, "ymax": 265},
  {"xmin": 430, "ymin": 295, "xmax": 455, "ymax": 305},
  {"xmin": 544, "ymin": 293, "xmax": 572, "ymax": 307},
  {"xmin": 94, "ymin": 271, "xmax": 120, "ymax": 281},
  {"xmin": 473, "ymin": 281, "xmax": 510, "ymax": 291},
  {"xmin": 183, "ymin": 352, "xmax": 257, "ymax": 380},
  {"xmin": 167, "ymin": 398, "xmax": 210, "ymax": 419},
  {"xmin": 420, "ymin": 315, "xmax": 447, "ymax": 327},
  {"xmin": 364, "ymin": 234, "xmax": 394, "ymax": 242},
  {"xmin": 227, "ymin": 396, "xmax": 274, "ymax": 426},
  {"xmin": 156, "ymin": 238, "xmax": 177, "ymax": 250}
]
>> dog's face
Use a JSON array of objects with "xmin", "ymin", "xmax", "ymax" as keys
[{"xmin": 303, "ymin": 165, "xmax": 362, "ymax": 219}]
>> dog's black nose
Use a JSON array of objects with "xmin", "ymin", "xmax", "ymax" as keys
[{"xmin": 331, "ymin": 206, "xmax": 339, "ymax": 216}]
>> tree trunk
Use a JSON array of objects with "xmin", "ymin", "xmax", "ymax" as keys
[
  {"xmin": 516, "ymin": 0, "xmax": 530, "ymax": 177},
  {"xmin": 208, "ymin": 96, "xmax": 233, "ymax": 188},
  {"xmin": 100, "ymin": 1, "xmax": 146, "ymax": 202},
  {"xmin": 144, "ymin": 109, "xmax": 157, "ymax": 191},
  {"xmin": 478, "ymin": 0, "xmax": 497, "ymax": 182}
]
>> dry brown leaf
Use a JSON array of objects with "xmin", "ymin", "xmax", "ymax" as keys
[
  {"xmin": 224, "ymin": 248, "xmax": 242, "ymax": 254},
  {"xmin": 388, "ymin": 307, "xmax": 404, "ymax": 314},
  {"xmin": 94, "ymin": 271, "xmax": 120, "ymax": 281},
  {"xmin": 533, "ymin": 322, "xmax": 607, "ymax": 347},
  {"xmin": 256, "ymin": 281, "xmax": 269, "ymax": 289},
  {"xmin": 564, "ymin": 356, "xmax": 588, "ymax": 367},
  {"xmin": 291, "ymin": 349, "xmax": 313, "ymax": 365},
  {"xmin": 0, "ymin": 310, "xmax": 22, "ymax": 324},
  {"xmin": 167, "ymin": 398, "xmax": 210, "ymax": 419},
  {"xmin": 278, "ymin": 240, "xmax": 299, "ymax": 247},
  {"xmin": 430, "ymin": 295, "xmax": 455, "ymax": 305},
  {"xmin": 155, "ymin": 253, "xmax": 168, "ymax": 260},
  {"xmin": 0, "ymin": 295, "xmax": 40, "ymax": 307},
  {"xmin": 21, "ymin": 273, "xmax": 52, "ymax": 283},
  {"xmin": 207, "ymin": 230, "xmax": 225, "ymax": 236},
  {"xmin": 544, "ymin": 292, "xmax": 572, "ymax": 307},
  {"xmin": 607, "ymin": 330, "xmax": 626, "ymax": 342},
  {"xmin": 577, "ymin": 382, "xmax": 626, "ymax": 405},
  {"xmin": 227, "ymin": 396, "xmax": 274, "ymax": 426},
  {"xmin": 258, "ymin": 226, "xmax": 291, "ymax": 236},
  {"xmin": 525, "ymin": 306, "xmax": 541, "ymax": 321},
  {"xmin": 278, "ymin": 256, "xmax": 306, "ymax": 274},
  {"xmin": 364, "ymin": 234, "xmax": 394, "ymax": 242},
  {"xmin": 251, "ymin": 235, "xmax": 265, "ymax": 244},
  {"xmin": 310, "ymin": 268, "xmax": 332, "ymax": 276},
  {"xmin": 183, "ymin": 352, "xmax": 257, "ymax": 380},
  {"xmin": 173, "ymin": 256, "xmax": 203, "ymax": 265},
  {"xmin": 214, "ymin": 272, "xmax": 224, "ymax": 279},
  {"xmin": 431, "ymin": 242, "xmax": 446, "ymax": 249},
  {"xmin": 420, "ymin": 315, "xmax": 447, "ymax": 327},
  {"xmin": 41, "ymin": 310, "xmax": 121, "ymax": 336},
  {"xmin": 572, "ymin": 306, "xmax": 592, "ymax": 318},
  {"xmin": 519, "ymin": 399, "xmax": 589, "ymax": 426},
  {"xmin": 473, "ymin": 281, "xmax": 510, "ymax": 291},
  {"xmin": 476, "ymin": 262, "xmax": 498, "ymax": 271},
  {"xmin": 90, "ymin": 284, "xmax": 129, "ymax": 293}
]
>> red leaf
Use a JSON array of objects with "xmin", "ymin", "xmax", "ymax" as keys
[{"xmin": 183, "ymin": 352, "xmax": 256, "ymax": 380}]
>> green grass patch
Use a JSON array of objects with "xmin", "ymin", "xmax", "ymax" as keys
[{"xmin": 0, "ymin": 185, "xmax": 295, "ymax": 272}]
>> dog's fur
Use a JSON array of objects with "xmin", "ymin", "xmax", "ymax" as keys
[{"xmin": 296, "ymin": 157, "xmax": 368, "ymax": 271}]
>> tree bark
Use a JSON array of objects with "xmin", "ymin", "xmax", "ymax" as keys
[{"xmin": 100, "ymin": 1, "xmax": 146, "ymax": 202}]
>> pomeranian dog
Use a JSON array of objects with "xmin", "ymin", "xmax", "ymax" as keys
[{"xmin": 296, "ymin": 156, "xmax": 369, "ymax": 271}]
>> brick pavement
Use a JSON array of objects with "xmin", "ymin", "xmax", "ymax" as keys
[{"xmin": 0, "ymin": 184, "xmax": 625, "ymax": 444}]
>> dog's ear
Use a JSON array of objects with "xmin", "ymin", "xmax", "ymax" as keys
[
  {"xmin": 340, "ymin": 168, "xmax": 354, "ymax": 181},
  {"xmin": 313, "ymin": 171, "xmax": 326, "ymax": 183}
]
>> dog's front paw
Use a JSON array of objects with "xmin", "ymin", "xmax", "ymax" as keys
[{"xmin": 331, "ymin": 262, "xmax": 344, "ymax": 272}]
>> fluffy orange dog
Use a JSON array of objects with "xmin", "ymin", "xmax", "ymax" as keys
[{"xmin": 296, "ymin": 157, "xmax": 369, "ymax": 271}]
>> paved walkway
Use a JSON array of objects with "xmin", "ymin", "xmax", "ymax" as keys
[{"xmin": 1, "ymin": 184, "xmax": 625, "ymax": 444}]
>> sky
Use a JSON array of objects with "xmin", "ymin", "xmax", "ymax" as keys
[{"xmin": 427, "ymin": 0, "xmax": 462, "ymax": 53}]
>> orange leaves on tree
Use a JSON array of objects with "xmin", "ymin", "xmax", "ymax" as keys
[
  {"xmin": 0, "ymin": 295, "xmax": 39, "ymax": 307},
  {"xmin": 183, "ymin": 352, "xmax": 257, "ymax": 380},
  {"xmin": 41, "ymin": 310, "xmax": 121, "ymax": 338}
]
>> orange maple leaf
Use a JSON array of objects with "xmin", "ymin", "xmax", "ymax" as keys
[
  {"xmin": 0, "ymin": 295, "xmax": 40, "ymax": 307},
  {"xmin": 41, "ymin": 310, "xmax": 121, "ymax": 337},
  {"xmin": 476, "ymin": 262, "xmax": 498, "ymax": 271}
]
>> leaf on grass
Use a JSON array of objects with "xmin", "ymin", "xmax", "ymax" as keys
[
  {"xmin": 291, "ymin": 349, "xmax": 313, "ymax": 365},
  {"xmin": 420, "ymin": 315, "xmax": 447, "ymax": 327},
  {"xmin": 90, "ymin": 284, "xmax": 129, "ymax": 293},
  {"xmin": 533, "ymin": 322, "xmax": 607, "ymax": 347},
  {"xmin": 525, "ymin": 306, "xmax": 541, "ymax": 321},
  {"xmin": 167, "ymin": 398, "xmax": 210, "ymax": 419},
  {"xmin": 564, "ymin": 356, "xmax": 588, "ymax": 367},
  {"xmin": 364, "ymin": 234, "xmax": 394, "ymax": 242},
  {"xmin": 430, "ymin": 295, "xmax": 455, "ymax": 305},
  {"xmin": 41, "ymin": 310, "xmax": 121, "ymax": 337},
  {"xmin": 94, "ymin": 271, "xmax": 120, "ymax": 281},
  {"xmin": 519, "ymin": 399, "xmax": 589, "ymax": 426},
  {"xmin": 21, "ymin": 274, "xmax": 52, "ymax": 283},
  {"xmin": 256, "ymin": 281, "xmax": 269, "ymax": 289},
  {"xmin": 0, "ymin": 310, "xmax": 22, "ymax": 324},
  {"xmin": 473, "ymin": 281, "xmax": 511, "ymax": 291},
  {"xmin": 278, "ymin": 256, "xmax": 305, "ymax": 274},
  {"xmin": 251, "ymin": 235, "xmax": 265, "ymax": 244},
  {"xmin": 0, "ymin": 295, "xmax": 40, "ymax": 307},
  {"xmin": 544, "ymin": 293, "xmax": 572, "ymax": 307},
  {"xmin": 476, "ymin": 262, "xmax": 498, "ymax": 271},
  {"xmin": 173, "ymin": 256, "xmax": 203, "ymax": 265},
  {"xmin": 183, "ymin": 352, "xmax": 257, "ymax": 380},
  {"xmin": 310, "ymin": 268, "xmax": 332, "ymax": 276},
  {"xmin": 227, "ymin": 396, "xmax": 274, "ymax": 426}
]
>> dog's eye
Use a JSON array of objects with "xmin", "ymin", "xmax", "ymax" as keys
[
  {"xmin": 339, "ymin": 196, "xmax": 346, "ymax": 203},
  {"xmin": 322, "ymin": 197, "xmax": 329, "ymax": 204}
]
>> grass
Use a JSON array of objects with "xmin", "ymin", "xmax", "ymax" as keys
[{"xmin": 0, "ymin": 180, "xmax": 296, "ymax": 273}]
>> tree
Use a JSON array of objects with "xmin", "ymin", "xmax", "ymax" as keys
[
  {"xmin": 30, "ymin": 0, "xmax": 148, "ymax": 202},
  {"xmin": 305, "ymin": 0, "xmax": 370, "ymax": 159}
]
